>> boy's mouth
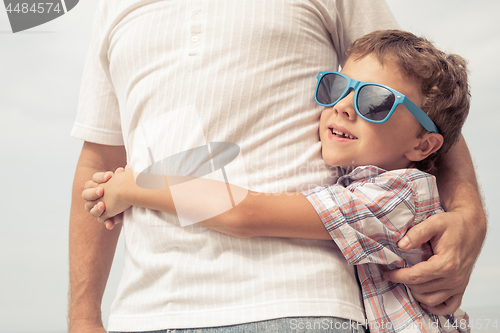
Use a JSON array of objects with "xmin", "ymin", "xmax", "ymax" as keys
[{"xmin": 330, "ymin": 127, "xmax": 358, "ymax": 140}]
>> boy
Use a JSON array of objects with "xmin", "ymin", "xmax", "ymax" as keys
[{"xmin": 83, "ymin": 30, "xmax": 470, "ymax": 332}]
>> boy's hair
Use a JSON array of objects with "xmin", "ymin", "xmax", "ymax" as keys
[{"xmin": 344, "ymin": 30, "xmax": 470, "ymax": 173}]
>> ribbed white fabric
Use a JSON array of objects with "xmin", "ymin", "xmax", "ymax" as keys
[{"xmin": 72, "ymin": 0, "xmax": 399, "ymax": 330}]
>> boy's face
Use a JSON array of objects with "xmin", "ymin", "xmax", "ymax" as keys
[{"xmin": 319, "ymin": 54, "xmax": 424, "ymax": 171}]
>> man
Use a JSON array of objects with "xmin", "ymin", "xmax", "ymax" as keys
[{"xmin": 69, "ymin": 0, "xmax": 486, "ymax": 332}]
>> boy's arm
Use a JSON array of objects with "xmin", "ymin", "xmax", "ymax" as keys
[
  {"xmin": 88, "ymin": 167, "xmax": 421, "ymax": 264},
  {"xmin": 200, "ymin": 190, "xmax": 332, "ymax": 240},
  {"xmin": 85, "ymin": 170, "xmax": 331, "ymax": 239},
  {"xmin": 140, "ymin": 177, "xmax": 333, "ymax": 240},
  {"xmin": 384, "ymin": 136, "xmax": 487, "ymax": 315},
  {"xmin": 69, "ymin": 142, "xmax": 127, "ymax": 333}
]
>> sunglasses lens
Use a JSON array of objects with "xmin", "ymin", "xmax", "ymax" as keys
[
  {"xmin": 316, "ymin": 73, "xmax": 347, "ymax": 105},
  {"xmin": 357, "ymin": 85, "xmax": 395, "ymax": 121}
]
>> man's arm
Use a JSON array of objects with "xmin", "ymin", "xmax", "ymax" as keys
[
  {"xmin": 68, "ymin": 142, "xmax": 127, "ymax": 333},
  {"xmin": 384, "ymin": 136, "xmax": 487, "ymax": 315}
]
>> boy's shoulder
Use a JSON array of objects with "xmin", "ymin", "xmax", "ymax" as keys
[
  {"xmin": 304, "ymin": 166, "xmax": 442, "ymax": 215},
  {"xmin": 338, "ymin": 165, "xmax": 434, "ymax": 186},
  {"xmin": 338, "ymin": 166, "xmax": 439, "ymax": 202}
]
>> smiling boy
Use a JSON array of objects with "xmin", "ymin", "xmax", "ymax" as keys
[
  {"xmin": 83, "ymin": 30, "xmax": 471, "ymax": 332},
  {"xmin": 318, "ymin": 57, "xmax": 442, "ymax": 172}
]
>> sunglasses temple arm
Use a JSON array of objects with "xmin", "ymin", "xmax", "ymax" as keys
[{"xmin": 403, "ymin": 98, "xmax": 439, "ymax": 133}]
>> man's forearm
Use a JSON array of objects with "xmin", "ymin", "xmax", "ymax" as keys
[
  {"xmin": 68, "ymin": 143, "xmax": 126, "ymax": 329},
  {"xmin": 436, "ymin": 135, "xmax": 486, "ymax": 224},
  {"xmin": 434, "ymin": 135, "xmax": 487, "ymax": 269}
]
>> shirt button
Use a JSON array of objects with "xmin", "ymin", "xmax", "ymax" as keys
[
  {"xmin": 191, "ymin": 15, "xmax": 199, "ymax": 20},
  {"xmin": 191, "ymin": 35, "xmax": 199, "ymax": 43}
]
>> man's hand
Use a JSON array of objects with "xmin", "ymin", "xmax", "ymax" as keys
[{"xmin": 384, "ymin": 209, "xmax": 485, "ymax": 315}]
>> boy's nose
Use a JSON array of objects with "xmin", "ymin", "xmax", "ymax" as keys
[{"xmin": 334, "ymin": 90, "xmax": 356, "ymax": 120}]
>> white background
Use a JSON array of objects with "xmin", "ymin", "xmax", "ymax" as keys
[{"xmin": 0, "ymin": 1, "xmax": 499, "ymax": 332}]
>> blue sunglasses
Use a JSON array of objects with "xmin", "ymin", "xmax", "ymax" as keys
[{"xmin": 314, "ymin": 71, "xmax": 439, "ymax": 133}]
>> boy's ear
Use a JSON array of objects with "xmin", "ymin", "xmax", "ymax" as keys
[{"xmin": 405, "ymin": 133, "xmax": 444, "ymax": 162}]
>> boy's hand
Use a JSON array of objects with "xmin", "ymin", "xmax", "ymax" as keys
[
  {"xmin": 384, "ymin": 209, "xmax": 484, "ymax": 315},
  {"xmin": 82, "ymin": 167, "xmax": 132, "ymax": 229}
]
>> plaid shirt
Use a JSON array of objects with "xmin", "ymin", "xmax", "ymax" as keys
[{"xmin": 303, "ymin": 166, "xmax": 469, "ymax": 333}]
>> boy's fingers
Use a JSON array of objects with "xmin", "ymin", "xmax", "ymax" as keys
[
  {"xmin": 89, "ymin": 202, "xmax": 105, "ymax": 218},
  {"xmin": 84, "ymin": 180, "xmax": 98, "ymax": 190},
  {"xmin": 113, "ymin": 214, "xmax": 124, "ymax": 225},
  {"xmin": 97, "ymin": 213, "xmax": 106, "ymax": 223},
  {"xmin": 82, "ymin": 187, "xmax": 104, "ymax": 202},
  {"xmin": 92, "ymin": 171, "xmax": 113, "ymax": 184},
  {"xmin": 115, "ymin": 167, "xmax": 125, "ymax": 174},
  {"xmin": 84, "ymin": 200, "xmax": 95, "ymax": 212},
  {"xmin": 104, "ymin": 215, "xmax": 123, "ymax": 230},
  {"xmin": 105, "ymin": 220, "xmax": 115, "ymax": 230},
  {"xmin": 97, "ymin": 210, "xmax": 112, "ymax": 223}
]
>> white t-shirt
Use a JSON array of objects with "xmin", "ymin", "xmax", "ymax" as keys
[{"xmin": 72, "ymin": 0, "xmax": 399, "ymax": 330}]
